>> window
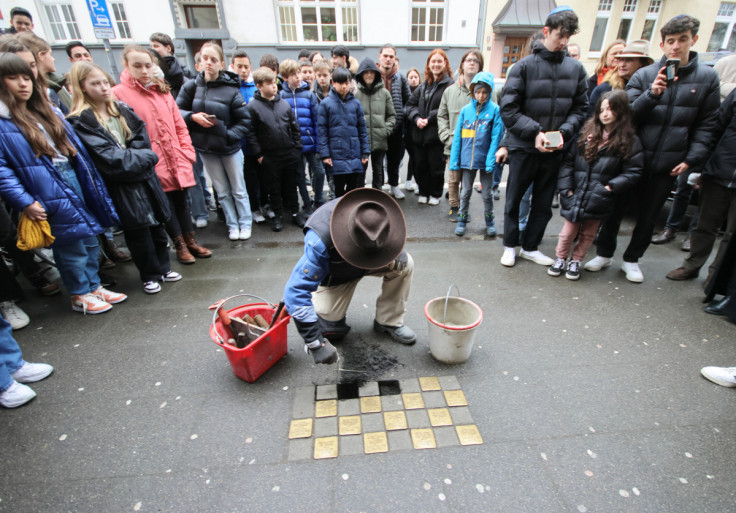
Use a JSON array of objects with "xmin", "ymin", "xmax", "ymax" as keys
[
  {"xmin": 43, "ymin": 3, "xmax": 81, "ymax": 41},
  {"xmin": 183, "ymin": 5, "xmax": 219, "ymax": 29},
  {"xmin": 708, "ymin": 2, "xmax": 736, "ymax": 51},
  {"xmin": 641, "ymin": 0, "xmax": 662, "ymax": 41},
  {"xmin": 411, "ymin": 0, "xmax": 445, "ymax": 42},
  {"xmin": 276, "ymin": 1, "xmax": 359, "ymax": 43},
  {"xmin": 110, "ymin": 2, "xmax": 131, "ymax": 39},
  {"xmin": 589, "ymin": 0, "xmax": 613, "ymax": 52},
  {"xmin": 617, "ymin": 0, "xmax": 637, "ymax": 41}
]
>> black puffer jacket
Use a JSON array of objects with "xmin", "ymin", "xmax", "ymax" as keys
[
  {"xmin": 245, "ymin": 91, "xmax": 303, "ymax": 159},
  {"xmin": 405, "ymin": 74, "xmax": 453, "ymax": 146},
  {"xmin": 176, "ymin": 71, "xmax": 249, "ymax": 155},
  {"xmin": 67, "ymin": 103, "xmax": 170, "ymax": 230},
  {"xmin": 381, "ymin": 66, "xmax": 411, "ymax": 133},
  {"xmin": 500, "ymin": 41, "xmax": 588, "ymax": 152},
  {"xmin": 703, "ymin": 88, "xmax": 736, "ymax": 189},
  {"xmin": 626, "ymin": 52, "xmax": 720, "ymax": 175},
  {"xmin": 557, "ymin": 136, "xmax": 644, "ymax": 223},
  {"xmin": 161, "ymin": 55, "xmax": 191, "ymax": 99}
]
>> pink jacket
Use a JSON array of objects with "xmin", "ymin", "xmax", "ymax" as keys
[{"xmin": 112, "ymin": 69, "xmax": 196, "ymax": 192}]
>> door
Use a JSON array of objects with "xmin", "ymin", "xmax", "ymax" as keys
[{"xmin": 501, "ymin": 37, "xmax": 529, "ymax": 78}]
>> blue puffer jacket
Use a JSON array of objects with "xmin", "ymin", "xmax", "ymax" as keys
[
  {"xmin": 282, "ymin": 80, "xmax": 320, "ymax": 154},
  {"xmin": 239, "ymin": 77, "xmax": 257, "ymax": 154},
  {"xmin": 0, "ymin": 101, "xmax": 118, "ymax": 242},
  {"xmin": 449, "ymin": 72, "xmax": 504, "ymax": 173},
  {"xmin": 317, "ymin": 88, "xmax": 370, "ymax": 175}
]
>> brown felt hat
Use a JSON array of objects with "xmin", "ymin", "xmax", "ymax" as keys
[
  {"xmin": 616, "ymin": 40, "xmax": 654, "ymax": 65},
  {"xmin": 330, "ymin": 188, "xmax": 406, "ymax": 270}
]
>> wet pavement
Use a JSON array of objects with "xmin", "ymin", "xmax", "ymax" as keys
[{"xmin": 1, "ymin": 179, "xmax": 735, "ymax": 512}]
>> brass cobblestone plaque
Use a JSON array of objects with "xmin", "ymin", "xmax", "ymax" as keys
[
  {"xmin": 364, "ymin": 432, "xmax": 388, "ymax": 454},
  {"xmin": 315, "ymin": 400, "xmax": 337, "ymax": 418},
  {"xmin": 419, "ymin": 377, "xmax": 441, "ymax": 391},
  {"xmin": 443, "ymin": 389, "xmax": 468, "ymax": 407},
  {"xmin": 314, "ymin": 436, "xmax": 338, "ymax": 458},
  {"xmin": 411, "ymin": 428, "xmax": 437, "ymax": 449},
  {"xmin": 383, "ymin": 411, "xmax": 408, "ymax": 430},
  {"xmin": 428, "ymin": 408, "xmax": 453, "ymax": 427},
  {"xmin": 456, "ymin": 425, "xmax": 483, "ymax": 445},
  {"xmin": 339, "ymin": 415, "xmax": 362, "ymax": 435},
  {"xmin": 402, "ymin": 393, "xmax": 425, "ymax": 409},
  {"xmin": 360, "ymin": 396, "xmax": 381, "ymax": 413},
  {"xmin": 289, "ymin": 418, "xmax": 313, "ymax": 439}
]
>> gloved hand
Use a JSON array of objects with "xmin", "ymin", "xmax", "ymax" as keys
[
  {"xmin": 388, "ymin": 251, "xmax": 408, "ymax": 273},
  {"xmin": 305, "ymin": 335, "xmax": 338, "ymax": 364}
]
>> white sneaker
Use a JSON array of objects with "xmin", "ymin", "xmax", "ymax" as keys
[
  {"xmin": 0, "ymin": 381, "xmax": 36, "ymax": 408},
  {"xmin": 519, "ymin": 249, "xmax": 555, "ymax": 266},
  {"xmin": 404, "ymin": 179, "xmax": 416, "ymax": 192},
  {"xmin": 253, "ymin": 211, "xmax": 266, "ymax": 224},
  {"xmin": 584, "ymin": 256, "xmax": 612, "ymax": 272},
  {"xmin": 228, "ymin": 228, "xmax": 240, "ymax": 241},
  {"xmin": 239, "ymin": 228, "xmax": 252, "ymax": 240},
  {"xmin": 428, "ymin": 197, "xmax": 440, "ymax": 206},
  {"xmin": 71, "ymin": 293, "xmax": 112, "ymax": 315},
  {"xmin": 500, "ymin": 247, "xmax": 516, "ymax": 267},
  {"xmin": 391, "ymin": 186, "xmax": 405, "ymax": 200},
  {"xmin": 700, "ymin": 366, "xmax": 736, "ymax": 387},
  {"xmin": 195, "ymin": 218, "xmax": 208, "ymax": 228},
  {"xmin": 621, "ymin": 262, "xmax": 644, "ymax": 283},
  {"xmin": 11, "ymin": 362, "xmax": 53, "ymax": 383},
  {"xmin": 418, "ymin": 196, "xmax": 428, "ymax": 204},
  {"xmin": 0, "ymin": 301, "xmax": 30, "ymax": 330},
  {"xmin": 143, "ymin": 281, "xmax": 162, "ymax": 294},
  {"xmin": 162, "ymin": 270, "xmax": 182, "ymax": 282}
]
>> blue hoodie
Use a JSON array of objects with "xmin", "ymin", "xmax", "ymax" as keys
[{"xmin": 449, "ymin": 71, "xmax": 504, "ymax": 173}]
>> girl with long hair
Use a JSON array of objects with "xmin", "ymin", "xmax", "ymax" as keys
[
  {"xmin": 67, "ymin": 61, "xmax": 182, "ymax": 294},
  {"xmin": 549, "ymin": 90, "xmax": 643, "ymax": 280},
  {"xmin": 0, "ymin": 53, "xmax": 126, "ymax": 314}
]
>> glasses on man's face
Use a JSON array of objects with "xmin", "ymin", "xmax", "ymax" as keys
[{"xmin": 465, "ymin": 58, "xmax": 481, "ymax": 64}]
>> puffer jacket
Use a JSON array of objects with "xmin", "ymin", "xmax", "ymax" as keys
[
  {"xmin": 500, "ymin": 40, "xmax": 588, "ymax": 152},
  {"xmin": 354, "ymin": 58, "xmax": 396, "ymax": 152},
  {"xmin": 406, "ymin": 74, "xmax": 454, "ymax": 146},
  {"xmin": 449, "ymin": 72, "xmax": 504, "ymax": 173},
  {"xmin": 702, "ymin": 88, "xmax": 736, "ymax": 189},
  {"xmin": 112, "ymin": 69, "xmax": 196, "ymax": 192},
  {"xmin": 379, "ymin": 63, "xmax": 411, "ymax": 132},
  {"xmin": 67, "ymin": 103, "xmax": 170, "ymax": 230},
  {"xmin": 281, "ymin": 80, "xmax": 320, "ymax": 154},
  {"xmin": 438, "ymin": 77, "xmax": 472, "ymax": 156},
  {"xmin": 557, "ymin": 135, "xmax": 644, "ymax": 223},
  {"xmin": 161, "ymin": 55, "xmax": 190, "ymax": 99},
  {"xmin": 176, "ymin": 71, "xmax": 250, "ymax": 156},
  {"xmin": 245, "ymin": 91, "xmax": 302, "ymax": 158},
  {"xmin": 239, "ymin": 78, "xmax": 257, "ymax": 105},
  {"xmin": 0, "ymin": 100, "xmax": 118, "ymax": 242},
  {"xmin": 626, "ymin": 52, "xmax": 720, "ymax": 175},
  {"xmin": 317, "ymin": 88, "xmax": 370, "ymax": 175}
]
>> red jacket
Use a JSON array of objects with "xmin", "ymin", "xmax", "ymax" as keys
[{"xmin": 112, "ymin": 69, "xmax": 196, "ymax": 192}]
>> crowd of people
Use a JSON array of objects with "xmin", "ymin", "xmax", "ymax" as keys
[{"xmin": 1, "ymin": 5, "xmax": 735, "ymax": 406}]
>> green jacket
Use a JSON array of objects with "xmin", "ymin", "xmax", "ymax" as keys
[
  {"xmin": 437, "ymin": 80, "xmax": 472, "ymax": 156},
  {"xmin": 354, "ymin": 81, "xmax": 396, "ymax": 152}
]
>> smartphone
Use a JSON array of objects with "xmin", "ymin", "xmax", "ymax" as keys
[
  {"xmin": 204, "ymin": 114, "xmax": 217, "ymax": 123},
  {"xmin": 665, "ymin": 59, "xmax": 680, "ymax": 85},
  {"xmin": 544, "ymin": 131, "xmax": 562, "ymax": 148}
]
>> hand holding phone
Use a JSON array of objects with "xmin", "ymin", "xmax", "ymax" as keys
[
  {"xmin": 665, "ymin": 59, "xmax": 680, "ymax": 85},
  {"xmin": 543, "ymin": 131, "xmax": 563, "ymax": 150}
]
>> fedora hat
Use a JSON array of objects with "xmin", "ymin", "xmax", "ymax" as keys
[
  {"xmin": 616, "ymin": 40, "xmax": 654, "ymax": 65},
  {"xmin": 330, "ymin": 188, "xmax": 406, "ymax": 270}
]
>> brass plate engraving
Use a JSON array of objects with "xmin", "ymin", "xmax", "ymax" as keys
[
  {"xmin": 315, "ymin": 399, "xmax": 337, "ymax": 418},
  {"xmin": 383, "ymin": 411, "xmax": 408, "ymax": 430},
  {"xmin": 455, "ymin": 425, "xmax": 483, "ymax": 445},
  {"xmin": 339, "ymin": 415, "xmax": 362, "ymax": 435},
  {"xmin": 427, "ymin": 408, "xmax": 453, "ymax": 427},
  {"xmin": 363, "ymin": 432, "xmax": 388, "ymax": 454},
  {"xmin": 443, "ymin": 389, "xmax": 468, "ymax": 407},
  {"xmin": 313, "ymin": 436, "xmax": 339, "ymax": 458},
  {"xmin": 419, "ymin": 376, "xmax": 441, "ymax": 391},
  {"xmin": 360, "ymin": 396, "xmax": 382, "ymax": 413},
  {"xmin": 410, "ymin": 428, "xmax": 437, "ymax": 449},
  {"xmin": 288, "ymin": 418, "xmax": 313, "ymax": 439},
  {"xmin": 402, "ymin": 393, "xmax": 425, "ymax": 410}
]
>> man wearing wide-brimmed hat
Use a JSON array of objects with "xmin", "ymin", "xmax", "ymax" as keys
[
  {"xmin": 284, "ymin": 188, "xmax": 416, "ymax": 364},
  {"xmin": 589, "ymin": 40, "xmax": 654, "ymax": 115}
]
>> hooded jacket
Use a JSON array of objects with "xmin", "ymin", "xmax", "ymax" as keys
[
  {"xmin": 626, "ymin": 52, "xmax": 720, "ymax": 175},
  {"xmin": 0, "ymin": 100, "xmax": 118, "ymax": 242},
  {"xmin": 112, "ymin": 69, "xmax": 196, "ymax": 192},
  {"xmin": 245, "ymin": 91, "xmax": 302, "ymax": 158},
  {"xmin": 438, "ymin": 76, "xmax": 472, "ymax": 156},
  {"xmin": 406, "ymin": 73, "xmax": 454, "ymax": 146},
  {"xmin": 317, "ymin": 88, "xmax": 370, "ymax": 175},
  {"xmin": 354, "ymin": 58, "xmax": 396, "ymax": 152},
  {"xmin": 67, "ymin": 103, "xmax": 171, "ymax": 230},
  {"xmin": 281, "ymin": 80, "xmax": 320, "ymax": 154},
  {"xmin": 449, "ymin": 72, "xmax": 504, "ymax": 173}
]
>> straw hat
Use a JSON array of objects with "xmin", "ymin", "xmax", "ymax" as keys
[
  {"xmin": 330, "ymin": 188, "xmax": 406, "ymax": 270},
  {"xmin": 616, "ymin": 40, "xmax": 654, "ymax": 65}
]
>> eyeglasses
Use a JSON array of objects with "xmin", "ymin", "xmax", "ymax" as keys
[{"xmin": 465, "ymin": 58, "xmax": 481, "ymax": 64}]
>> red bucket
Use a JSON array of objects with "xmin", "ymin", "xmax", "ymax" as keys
[{"xmin": 209, "ymin": 297, "xmax": 291, "ymax": 383}]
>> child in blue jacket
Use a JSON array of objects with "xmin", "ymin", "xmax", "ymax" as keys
[{"xmin": 449, "ymin": 72, "xmax": 504, "ymax": 237}]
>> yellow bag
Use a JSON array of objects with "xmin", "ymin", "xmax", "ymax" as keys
[{"xmin": 16, "ymin": 212, "xmax": 55, "ymax": 250}]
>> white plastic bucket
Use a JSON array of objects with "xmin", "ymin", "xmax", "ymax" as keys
[{"xmin": 424, "ymin": 291, "xmax": 483, "ymax": 364}]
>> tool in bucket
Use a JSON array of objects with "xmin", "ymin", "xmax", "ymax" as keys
[{"xmin": 424, "ymin": 285, "xmax": 483, "ymax": 364}]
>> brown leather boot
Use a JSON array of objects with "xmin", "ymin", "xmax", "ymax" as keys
[
  {"xmin": 173, "ymin": 235, "xmax": 196, "ymax": 264},
  {"xmin": 183, "ymin": 232, "xmax": 212, "ymax": 258}
]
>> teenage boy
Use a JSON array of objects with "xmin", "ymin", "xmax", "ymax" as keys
[
  {"xmin": 150, "ymin": 32, "xmax": 192, "ymax": 99},
  {"xmin": 312, "ymin": 60, "xmax": 332, "ymax": 102},
  {"xmin": 246, "ymin": 67, "xmax": 303, "ymax": 232},
  {"xmin": 331, "ymin": 45, "xmax": 350, "ymax": 70},
  {"xmin": 299, "ymin": 59, "xmax": 315, "ymax": 88},
  {"xmin": 585, "ymin": 14, "xmax": 720, "ymax": 283},
  {"xmin": 65, "ymin": 41, "xmax": 92, "ymax": 62},
  {"xmin": 499, "ymin": 6, "xmax": 588, "ymax": 268},
  {"xmin": 4, "ymin": 7, "xmax": 33, "ymax": 34}
]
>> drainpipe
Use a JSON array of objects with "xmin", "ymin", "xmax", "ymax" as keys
[{"xmin": 476, "ymin": 0, "xmax": 488, "ymax": 49}]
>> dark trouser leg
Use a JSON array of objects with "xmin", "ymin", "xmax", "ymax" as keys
[
  {"xmin": 243, "ymin": 153, "xmax": 262, "ymax": 211},
  {"xmin": 405, "ymin": 143, "xmax": 416, "ymax": 182},
  {"xmin": 0, "ymin": 257, "xmax": 23, "ymax": 302},
  {"xmin": 368, "ymin": 150, "xmax": 386, "ymax": 189},
  {"xmin": 296, "ymin": 153, "xmax": 312, "ymax": 210},
  {"xmin": 522, "ymin": 154, "xmax": 560, "ymax": 251},
  {"xmin": 333, "ymin": 172, "xmax": 348, "ymax": 198},
  {"xmin": 164, "ymin": 189, "xmax": 194, "ymax": 239},
  {"xmin": 386, "ymin": 131, "xmax": 404, "ymax": 187},
  {"xmin": 503, "ymin": 152, "xmax": 537, "ymax": 248},
  {"xmin": 262, "ymin": 156, "xmax": 284, "ymax": 216},
  {"xmin": 664, "ymin": 171, "xmax": 693, "ymax": 232},
  {"xmin": 123, "ymin": 225, "xmax": 169, "ymax": 282},
  {"xmin": 622, "ymin": 173, "xmax": 677, "ymax": 263},
  {"xmin": 427, "ymin": 144, "xmax": 446, "ymax": 199},
  {"xmin": 413, "ymin": 143, "xmax": 429, "ymax": 196},
  {"xmin": 686, "ymin": 178, "xmax": 736, "ymax": 277},
  {"xmin": 280, "ymin": 155, "xmax": 300, "ymax": 214},
  {"xmin": 188, "ymin": 153, "xmax": 209, "ymax": 221},
  {"xmin": 595, "ymin": 187, "xmax": 633, "ymax": 258}
]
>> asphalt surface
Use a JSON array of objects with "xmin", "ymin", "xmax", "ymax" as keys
[{"xmin": 1, "ymin": 175, "xmax": 735, "ymax": 513}]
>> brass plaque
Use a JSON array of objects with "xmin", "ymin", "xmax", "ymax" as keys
[
  {"xmin": 419, "ymin": 376, "xmax": 441, "ymax": 391},
  {"xmin": 428, "ymin": 408, "xmax": 453, "ymax": 427},
  {"xmin": 444, "ymin": 389, "xmax": 468, "ymax": 407},
  {"xmin": 288, "ymin": 418, "xmax": 313, "ymax": 439},
  {"xmin": 402, "ymin": 393, "xmax": 425, "ymax": 410},
  {"xmin": 363, "ymin": 431, "xmax": 388, "ymax": 454},
  {"xmin": 360, "ymin": 396, "xmax": 381, "ymax": 413},
  {"xmin": 315, "ymin": 399, "xmax": 337, "ymax": 418},
  {"xmin": 313, "ymin": 436, "xmax": 339, "ymax": 459},
  {"xmin": 339, "ymin": 415, "xmax": 362, "ymax": 435},
  {"xmin": 456, "ymin": 425, "xmax": 483, "ymax": 445},
  {"xmin": 383, "ymin": 411, "xmax": 408, "ymax": 430},
  {"xmin": 410, "ymin": 428, "xmax": 437, "ymax": 449}
]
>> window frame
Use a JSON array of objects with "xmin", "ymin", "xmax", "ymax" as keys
[
  {"xmin": 640, "ymin": 0, "xmax": 662, "ymax": 41},
  {"xmin": 410, "ymin": 0, "xmax": 447, "ymax": 44},
  {"xmin": 617, "ymin": 0, "xmax": 638, "ymax": 42},
  {"xmin": 275, "ymin": 0, "xmax": 360, "ymax": 45},
  {"xmin": 708, "ymin": 2, "xmax": 736, "ymax": 52},
  {"xmin": 110, "ymin": 1, "xmax": 132, "ymax": 40},
  {"xmin": 589, "ymin": 0, "xmax": 614, "ymax": 57},
  {"xmin": 40, "ymin": 1, "xmax": 82, "ymax": 42}
]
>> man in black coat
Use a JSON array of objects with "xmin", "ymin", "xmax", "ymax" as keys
[{"xmin": 499, "ymin": 7, "xmax": 588, "ymax": 268}]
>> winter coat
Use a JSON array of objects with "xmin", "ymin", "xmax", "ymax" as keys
[
  {"xmin": 702, "ymin": 88, "xmax": 736, "ymax": 189},
  {"xmin": 499, "ymin": 41, "xmax": 588, "ymax": 153},
  {"xmin": 557, "ymin": 135, "xmax": 644, "ymax": 223},
  {"xmin": 438, "ymin": 78, "xmax": 472, "ymax": 156},
  {"xmin": 406, "ymin": 74, "xmax": 454, "ymax": 146},
  {"xmin": 239, "ymin": 78, "xmax": 257, "ymax": 105},
  {"xmin": 177, "ymin": 71, "xmax": 250, "ymax": 156},
  {"xmin": 312, "ymin": 80, "xmax": 330, "ymax": 102},
  {"xmin": 161, "ymin": 55, "xmax": 190, "ymax": 99},
  {"xmin": 0, "ymin": 100, "xmax": 118, "ymax": 242},
  {"xmin": 112, "ymin": 69, "xmax": 196, "ymax": 192},
  {"xmin": 281, "ymin": 81, "xmax": 321, "ymax": 154},
  {"xmin": 317, "ymin": 88, "xmax": 370, "ymax": 175},
  {"xmin": 67, "ymin": 103, "xmax": 171, "ymax": 230},
  {"xmin": 379, "ymin": 64, "xmax": 411, "ymax": 131},
  {"xmin": 449, "ymin": 73, "xmax": 504, "ymax": 173},
  {"xmin": 354, "ymin": 58, "xmax": 396, "ymax": 152},
  {"xmin": 245, "ymin": 91, "xmax": 302, "ymax": 158},
  {"xmin": 626, "ymin": 52, "xmax": 720, "ymax": 175}
]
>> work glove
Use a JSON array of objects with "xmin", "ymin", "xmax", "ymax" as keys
[{"xmin": 304, "ymin": 335, "xmax": 338, "ymax": 364}]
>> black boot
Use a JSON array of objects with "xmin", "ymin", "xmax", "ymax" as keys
[
  {"xmin": 272, "ymin": 216, "xmax": 283, "ymax": 232},
  {"xmin": 705, "ymin": 296, "xmax": 732, "ymax": 316}
]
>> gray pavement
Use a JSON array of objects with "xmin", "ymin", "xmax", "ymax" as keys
[{"xmin": 1, "ymin": 182, "xmax": 735, "ymax": 513}]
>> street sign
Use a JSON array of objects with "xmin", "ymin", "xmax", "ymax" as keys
[{"xmin": 86, "ymin": 0, "xmax": 116, "ymax": 39}]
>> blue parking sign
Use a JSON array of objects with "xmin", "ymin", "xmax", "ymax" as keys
[{"xmin": 87, "ymin": 0, "xmax": 115, "ymax": 38}]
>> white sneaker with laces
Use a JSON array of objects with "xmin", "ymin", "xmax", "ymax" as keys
[
  {"xmin": 11, "ymin": 362, "xmax": 53, "ymax": 383},
  {"xmin": 428, "ymin": 197, "xmax": 440, "ymax": 206},
  {"xmin": 93, "ymin": 286, "xmax": 127, "ymax": 304},
  {"xmin": 700, "ymin": 366, "xmax": 736, "ymax": 387},
  {"xmin": 584, "ymin": 256, "xmax": 612, "ymax": 271},
  {"xmin": 143, "ymin": 281, "xmax": 162, "ymax": 294},
  {"xmin": 418, "ymin": 196, "xmax": 428, "ymax": 204},
  {"xmin": 162, "ymin": 270, "xmax": 182, "ymax": 282},
  {"xmin": 404, "ymin": 179, "xmax": 416, "ymax": 192},
  {"xmin": 0, "ymin": 381, "xmax": 36, "ymax": 408},
  {"xmin": 71, "ymin": 293, "xmax": 112, "ymax": 315},
  {"xmin": 228, "ymin": 228, "xmax": 240, "ymax": 241},
  {"xmin": 0, "ymin": 301, "xmax": 30, "ymax": 330},
  {"xmin": 500, "ymin": 247, "xmax": 516, "ymax": 267},
  {"xmin": 195, "ymin": 218, "xmax": 208, "ymax": 228},
  {"xmin": 391, "ymin": 186, "xmax": 405, "ymax": 199},
  {"xmin": 253, "ymin": 211, "xmax": 266, "ymax": 224},
  {"xmin": 519, "ymin": 249, "xmax": 555, "ymax": 266},
  {"xmin": 239, "ymin": 228, "xmax": 252, "ymax": 240},
  {"xmin": 621, "ymin": 262, "xmax": 644, "ymax": 283}
]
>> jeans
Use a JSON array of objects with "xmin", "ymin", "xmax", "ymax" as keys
[
  {"xmin": 0, "ymin": 315, "xmax": 24, "ymax": 391},
  {"xmin": 164, "ymin": 190, "xmax": 194, "ymax": 238},
  {"xmin": 188, "ymin": 152, "xmax": 209, "ymax": 222},
  {"xmin": 492, "ymin": 161, "xmax": 504, "ymax": 190},
  {"xmin": 243, "ymin": 153, "xmax": 265, "ymax": 211},
  {"xmin": 123, "ymin": 224, "xmax": 170, "ymax": 282},
  {"xmin": 665, "ymin": 171, "xmax": 698, "ymax": 232},
  {"xmin": 52, "ymin": 235, "xmax": 101, "ymax": 295},
  {"xmin": 556, "ymin": 219, "xmax": 601, "ymax": 261},
  {"xmin": 262, "ymin": 152, "xmax": 300, "ymax": 216},
  {"xmin": 459, "ymin": 169, "xmax": 494, "ymax": 217},
  {"xmin": 200, "ymin": 151, "xmax": 252, "ymax": 231}
]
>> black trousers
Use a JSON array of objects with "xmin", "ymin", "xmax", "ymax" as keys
[
  {"xmin": 363, "ymin": 150, "xmax": 386, "ymax": 189},
  {"xmin": 413, "ymin": 142, "xmax": 445, "ymax": 199},
  {"xmin": 596, "ymin": 172, "xmax": 676, "ymax": 262},
  {"xmin": 164, "ymin": 189, "xmax": 194, "ymax": 239},
  {"xmin": 262, "ymin": 152, "xmax": 299, "ymax": 217},
  {"xmin": 503, "ymin": 150, "xmax": 562, "ymax": 251},
  {"xmin": 122, "ymin": 224, "xmax": 170, "ymax": 282},
  {"xmin": 332, "ymin": 171, "xmax": 363, "ymax": 197},
  {"xmin": 243, "ymin": 153, "xmax": 268, "ymax": 211},
  {"xmin": 386, "ymin": 130, "xmax": 405, "ymax": 187}
]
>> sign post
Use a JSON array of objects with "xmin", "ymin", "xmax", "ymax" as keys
[{"xmin": 85, "ymin": 0, "xmax": 119, "ymax": 80}]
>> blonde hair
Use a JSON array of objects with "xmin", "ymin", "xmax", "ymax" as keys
[
  {"xmin": 253, "ymin": 66, "xmax": 276, "ymax": 86},
  {"xmin": 200, "ymin": 41, "xmax": 225, "ymax": 64},
  {"xmin": 121, "ymin": 45, "xmax": 171, "ymax": 94},
  {"xmin": 68, "ymin": 61, "xmax": 131, "ymax": 141},
  {"xmin": 595, "ymin": 39, "xmax": 625, "ymax": 76},
  {"xmin": 602, "ymin": 66, "xmax": 625, "ymax": 90},
  {"xmin": 279, "ymin": 58, "xmax": 300, "ymax": 78}
]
